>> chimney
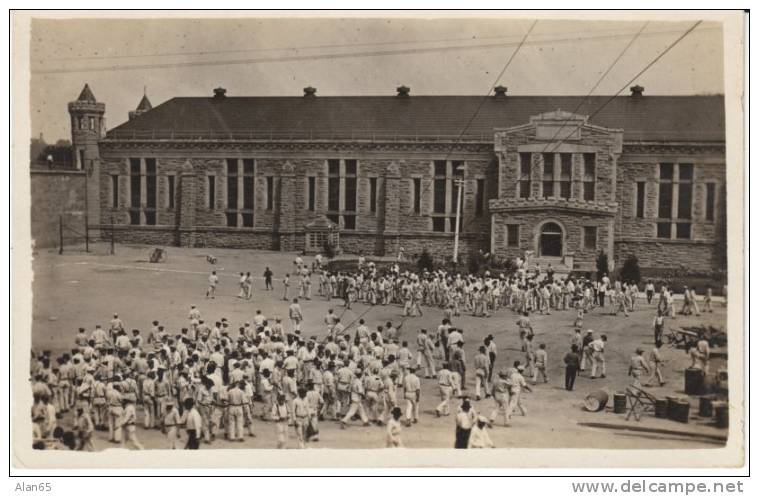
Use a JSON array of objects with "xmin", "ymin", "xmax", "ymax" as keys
[
  {"xmin": 303, "ymin": 86, "xmax": 317, "ymax": 98},
  {"xmin": 630, "ymin": 85, "xmax": 644, "ymax": 98},
  {"xmin": 213, "ymin": 87, "xmax": 227, "ymax": 99},
  {"xmin": 396, "ymin": 85, "xmax": 410, "ymax": 97},
  {"xmin": 493, "ymin": 85, "xmax": 508, "ymax": 98}
]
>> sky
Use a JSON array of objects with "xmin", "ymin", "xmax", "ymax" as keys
[{"xmin": 28, "ymin": 16, "xmax": 725, "ymax": 142}]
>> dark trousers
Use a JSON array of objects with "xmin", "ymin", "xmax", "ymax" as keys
[
  {"xmin": 265, "ymin": 278, "xmax": 273, "ymax": 290},
  {"xmin": 646, "ymin": 290, "xmax": 654, "ymax": 304},
  {"xmin": 599, "ymin": 292, "xmax": 606, "ymax": 307},
  {"xmin": 455, "ymin": 426, "xmax": 471, "ymax": 449},
  {"xmin": 654, "ymin": 326, "xmax": 663, "ymax": 347},
  {"xmin": 565, "ymin": 367, "xmax": 578, "ymax": 391},
  {"xmin": 488, "ymin": 353, "xmax": 496, "ymax": 382},
  {"xmin": 185, "ymin": 429, "xmax": 200, "ymax": 449}
]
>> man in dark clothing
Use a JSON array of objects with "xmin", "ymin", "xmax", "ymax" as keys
[
  {"xmin": 264, "ymin": 267, "xmax": 274, "ymax": 291},
  {"xmin": 563, "ymin": 345, "xmax": 581, "ymax": 391}
]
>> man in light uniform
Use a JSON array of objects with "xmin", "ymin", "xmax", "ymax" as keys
[
  {"xmin": 590, "ymin": 334, "xmax": 607, "ymax": 379},
  {"xmin": 435, "ymin": 363, "xmax": 455, "ymax": 417},
  {"xmin": 226, "ymin": 381, "xmax": 246, "ymax": 442},
  {"xmin": 628, "ymin": 348, "xmax": 651, "ymax": 390},
  {"xmin": 402, "ymin": 366, "xmax": 421, "ymax": 426},
  {"xmin": 341, "ymin": 369, "xmax": 370, "ymax": 428},
  {"xmin": 206, "ymin": 271, "xmax": 219, "ymax": 299}
]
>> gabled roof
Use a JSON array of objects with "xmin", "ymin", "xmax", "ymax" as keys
[
  {"xmin": 77, "ymin": 84, "xmax": 97, "ymax": 103},
  {"xmin": 107, "ymin": 94, "xmax": 725, "ymax": 142}
]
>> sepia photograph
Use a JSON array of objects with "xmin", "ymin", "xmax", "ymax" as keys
[{"xmin": 10, "ymin": 10, "xmax": 746, "ymax": 469}]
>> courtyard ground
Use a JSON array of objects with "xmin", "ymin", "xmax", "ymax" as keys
[{"xmin": 28, "ymin": 242, "xmax": 729, "ymax": 451}]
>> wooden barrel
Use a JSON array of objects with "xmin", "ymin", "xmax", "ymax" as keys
[
  {"xmin": 654, "ymin": 399, "xmax": 669, "ymax": 418},
  {"xmin": 713, "ymin": 401, "xmax": 729, "ymax": 428},
  {"xmin": 669, "ymin": 399, "xmax": 691, "ymax": 423},
  {"xmin": 613, "ymin": 393, "xmax": 627, "ymax": 413},
  {"xmin": 584, "ymin": 390, "xmax": 609, "ymax": 412},
  {"xmin": 699, "ymin": 395, "xmax": 715, "ymax": 417},
  {"xmin": 684, "ymin": 368, "xmax": 705, "ymax": 395}
]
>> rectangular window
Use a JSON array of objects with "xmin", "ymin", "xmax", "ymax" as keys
[
  {"xmin": 167, "ymin": 175, "xmax": 175, "ymax": 209},
  {"xmin": 658, "ymin": 183, "xmax": 673, "ymax": 218},
  {"xmin": 705, "ymin": 183, "xmax": 716, "ymax": 221},
  {"xmin": 243, "ymin": 177, "xmax": 254, "ymax": 211},
  {"xmin": 266, "ymin": 176, "xmax": 274, "ymax": 210},
  {"xmin": 676, "ymin": 222, "xmax": 691, "ymax": 239},
  {"xmin": 111, "ymin": 175, "xmax": 119, "ymax": 208},
  {"xmin": 413, "ymin": 178, "xmax": 421, "ymax": 214},
  {"xmin": 307, "ymin": 177, "xmax": 316, "ymax": 211},
  {"xmin": 542, "ymin": 153, "xmax": 554, "ymax": 198},
  {"xmin": 328, "ymin": 177, "xmax": 340, "ymax": 211},
  {"xmin": 519, "ymin": 153, "xmax": 532, "ymax": 199},
  {"xmin": 343, "ymin": 215, "xmax": 356, "ymax": 230},
  {"xmin": 345, "ymin": 177, "xmax": 357, "ymax": 211},
  {"xmin": 242, "ymin": 213, "xmax": 254, "ymax": 228},
  {"xmin": 227, "ymin": 159, "xmax": 238, "ymax": 211},
  {"xmin": 79, "ymin": 149, "xmax": 85, "ymax": 170},
  {"xmin": 328, "ymin": 159, "xmax": 340, "ymax": 176},
  {"xmin": 226, "ymin": 212, "xmax": 238, "ymax": 228},
  {"xmin": 583, "ymin": 153, "xmax": 596, "ymax": 201},
  {"xmin": 327, "ymin": 214, "xmax": 340, "ymax": 225},
  {"xmin": 560, "ymin": 153, "xmax": 572, "ymax": 199},
  {"xmin": 129, "ymin": 158, "xmax": 141, "ymax": 204},
  {"xmin": 344, "ymin": 159, "xmax": 357, "ymax": 176},
  {"xmin": 145, "ymin": 158, "xmax": 157, "ymax": 210},
  {"xmin": 506, "ymin": 224, "xmax": 519, "ymax": 247},
  {"xmin": 434, "ymin": 160, "xmax": 447, "ymax": 177},
  {"xmin": 433, "ymin": 179, "xmax": 446, "ymax": 214},
  {"xmin": 677, "ymin": 164, "xmax": 693, "ymax": 220},
  {"xmin": 432, "ymin": 217, "xmax": 446, "ymax": 232},
  {"xmin": 369, "ymin": 177, "xmax": 377, "ymax": 213},
  {"xmin": 207, "ymin": 176, "xmax": 216, "ymax": 209},
  {"xmin": 129, "ymin": 158, "xmax": 141, "ymax": 225},
  {"xmin": 144, "ymin": 211, "xmax": 156, "ymax": 226},
  {"xmin": 89, "ymin": 117, "xmax": 95, "ymax": 130},
  {"xmin": 656, "ymin": 222, "xmax": 671, "ymax": 239},
  {"xmin": 635, "ymin": 182, "xmax": 646, "ymax": 218},
  {"xmin": 660, "ymin": 163, "xmax": 674, "ymax": 180},
  {"xmin": 475, "ymin": 178, "xmax": 485, "ymax": 217},
  {"xmin": 242, "ymin": 159, "xmax": 255, "ymax": 218},
  {"xmin": 583, "ymin": 226, "xmax": 597, "ymax": 250}
]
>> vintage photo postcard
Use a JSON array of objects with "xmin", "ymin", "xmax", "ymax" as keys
[{"xmin": 10, "ymin": 10, "xmax": 746, "ymax": 469}]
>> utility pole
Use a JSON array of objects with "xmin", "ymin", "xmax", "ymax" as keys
[{"xmin": 452, "ymin": 165, "xmax": 465, "ymax": 264}]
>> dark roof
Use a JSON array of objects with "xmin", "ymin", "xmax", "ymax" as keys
[
  {"xmin": 135, "ymin": 94, "xmax": 152, "ymax": 112},
  {"xmin": 77, "ymin": 84, "xmax": 97, "ymax": 103},
  {"xmin": 107, "ymin": 94, "xmax": 725, "ymax": 142}
]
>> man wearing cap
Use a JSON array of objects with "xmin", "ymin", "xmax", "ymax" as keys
[
  {"xmin": 590, "ymin": 335, "xmax": 608, "ymax": 379},
  {"xmin": 288, "ymin": 298, "xmax": 303, "ymax": 333},
  {"xmin": 435, "ymin": 363, "xmax": 455, "ymax": 417},
  {"xmin": 341, "ymin": 369, "xmax": 369, "ymax": 428},
  {"xmin": 628, "ymin": 348, "xmax": 651, "ymax": 390},
  {"xmin": 473, "ymin": 346, "xmax": 490, "ymax": 401},
  {"xmin": 119, "ymin": 397, "xmax": 144, "ymax": 450},
  {"xmin": 506, "ymin": 363, "xmax": 531, "ymax": 421},
  {"xmin": 226, "ymin": 381, "xmax": 246, "ymax": 442},
  {"xmin": 183, "ymin": 398, "xmax": 202, "ymax": 449},
  {"xmin": 488, "ymin": 368, "xmax": 511, "ymax": 426},
  {"xmin": 402, "ymin": 366, "xmax": 421, "ymax": 426}
]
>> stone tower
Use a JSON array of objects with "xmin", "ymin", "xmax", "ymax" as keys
[{"xmin": 68, "ymin": 83, "xmax": 105, "ymax": 236}]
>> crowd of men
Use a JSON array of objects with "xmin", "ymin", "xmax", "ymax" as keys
[{"xmin": 30, "ymin": 255, "xmax": 718, "ymax": 451}]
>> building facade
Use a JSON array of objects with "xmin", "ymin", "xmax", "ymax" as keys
[{"xmin": 68, "ymin": 84, "xmax": 727, "ymax": 273}]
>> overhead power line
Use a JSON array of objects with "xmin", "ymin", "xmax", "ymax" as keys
[
  {"xmin": 539, "ymin": 21, "xmax": 650, "ymax": 156},
  {"xmin": 40, "ymin": 24, "xmax": 717, "ymax": 63},
  {"xmin": 32, "ymin": 24, "xmax": 716, "ymax": 75},
  {"xmin": 542, "ymin": 20, "xmax": 704, "ymax": 156}
]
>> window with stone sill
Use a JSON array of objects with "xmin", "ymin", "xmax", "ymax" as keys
[{"xmin": 518, "ymin": 153, "xmax": 531, "ymax": 199}]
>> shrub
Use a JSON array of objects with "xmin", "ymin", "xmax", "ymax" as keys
[
  {"xmin": 417, "ymin": 248, "xmax": 434, "ymax": 272},
  {"xmin": 620, "ymin": 254, "xmax": 641, "ymax": 283}
]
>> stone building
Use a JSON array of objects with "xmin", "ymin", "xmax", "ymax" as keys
[{"xmin": 67, "ymin": 83, "xmax": 726, "ymax": 273}]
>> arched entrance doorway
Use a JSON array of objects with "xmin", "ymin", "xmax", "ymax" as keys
[{"xmin": 539, "ymin": 222, "xmax": 563, "ymax": 257}]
